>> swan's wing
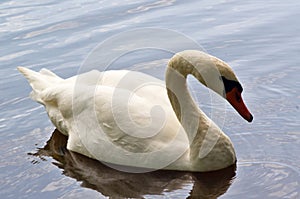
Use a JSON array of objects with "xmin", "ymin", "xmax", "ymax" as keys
[{"xmin": 66, "ymin": 84, "xmax": 189, "ymax": 170}]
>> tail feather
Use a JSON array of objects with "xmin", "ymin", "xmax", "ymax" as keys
[
  {"xmin": 18, "ymin": 67, "xmax": 62, "ymax": 90},
  {"xmin": 17, "ymin": 66, "xmax": 62, "ymax": 103},
  {"xmin": 39, "ymin": 68, "xmax": 62, "ymax": 79}
]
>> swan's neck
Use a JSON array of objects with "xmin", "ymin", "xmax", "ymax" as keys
[{"xmin": 165, "ymin": 65, "xmax": 211, "ymax": 160}]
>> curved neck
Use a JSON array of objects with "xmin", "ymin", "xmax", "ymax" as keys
[
  {"xmin": 165, "ymin": 51, "xmax": 234, "ymax": 163},
  {"xmin": 165, "ymin": 65, "xmax": 210, "ymax": 145}
]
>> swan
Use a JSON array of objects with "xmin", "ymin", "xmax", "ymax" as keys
[{"xmin": 18, "ymin": 50, "xmax": 253, "ymax": 172}]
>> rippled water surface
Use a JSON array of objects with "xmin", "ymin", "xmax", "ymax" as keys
[{"xmin": 1, "ymin": 0, "xmax": 299, "ymax": 198}]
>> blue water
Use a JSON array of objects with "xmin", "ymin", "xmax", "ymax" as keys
[{"xmin": 1, "ymin": 0, "xmax": 299, "ymax": 198}]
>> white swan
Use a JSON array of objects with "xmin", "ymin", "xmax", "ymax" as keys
[{"xmin": 18, "ymin": 50, "xmax": 253, "ymax": 172}]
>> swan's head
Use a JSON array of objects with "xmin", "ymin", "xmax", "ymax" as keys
[{"xmin": 168, "ymin": 50, "xmax": 253, "ymax": 122}]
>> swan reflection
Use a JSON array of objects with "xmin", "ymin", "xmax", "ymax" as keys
[{"xmin": 34, "ymin": 129, "xmax": 236, "ymax": 198}]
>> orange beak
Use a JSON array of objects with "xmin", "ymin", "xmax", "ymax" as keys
[{"xmin": 226, "ymin": 88, "xmax": 253, "ymax": 122}]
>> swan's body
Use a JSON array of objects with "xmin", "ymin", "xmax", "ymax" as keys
[{"xmin": 18, "ymin": 50, "xmax": 253, "ymax": 172}]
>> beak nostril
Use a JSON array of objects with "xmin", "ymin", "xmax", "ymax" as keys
[{"xmin": 235, "ymin": 93, "xmax": 242, "ymax": 103}]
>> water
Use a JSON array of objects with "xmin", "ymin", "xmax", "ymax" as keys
[{"xmin": 1, "ymin": 0, "xmax": 299, "ymax": 198}]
